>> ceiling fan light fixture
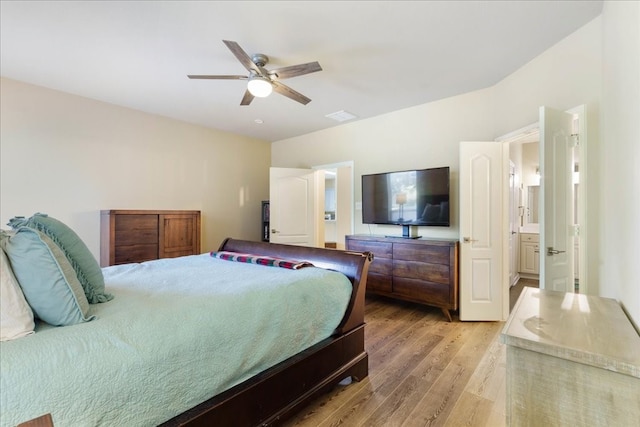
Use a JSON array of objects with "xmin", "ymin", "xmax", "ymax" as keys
[
  {"xmin": 187, "ymin": 40, "xmax": 321, "ymax": 105},
  {"xmin": 247, "ymin": 76, "xmax": 273, "ymax": 97}
]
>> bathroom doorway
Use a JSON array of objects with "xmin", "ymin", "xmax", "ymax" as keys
[{"xmin": 499, "ymin": 107, "xmax": 585, "ymax": 297}]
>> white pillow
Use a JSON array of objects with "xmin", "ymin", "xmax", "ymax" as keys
[{"xmin": 0, "ymin": 246, "xmax": 35, "ymax": 341}]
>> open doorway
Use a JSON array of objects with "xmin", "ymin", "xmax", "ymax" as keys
[
  {"xmin": 501, "ymin": 127, "xmax": 542, "ymax": 303},
  {"xmin": 498, "ymin": 109, "xmax": 584, "ymax": 302},
  {"xmin": 323, "ymin": 169, "xmax": 338, "ymax": 248},
  {"xmin": 313, "ymin": 161, "xmax": 354, "ymax": 250}
]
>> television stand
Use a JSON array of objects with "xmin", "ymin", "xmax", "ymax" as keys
[
  {"xmin": 345, "ymin": 235, "xmax": 459, "ymax": 321},
  {"xmin": 402, "ymin": 224, "xmax": 421, "ymax": 239},
  {"xmin": 385, "ymin": 225, "xmax": 420, "ymax": 239}
]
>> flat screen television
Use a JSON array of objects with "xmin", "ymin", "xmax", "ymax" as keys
[{"xmin": 361, "ymin": 166, "xmax": 450, "ymax": 233}]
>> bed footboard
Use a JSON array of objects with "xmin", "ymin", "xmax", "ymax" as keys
[
  {"xmin": 162, "ymin": 325, "xmax": 368, "ymax": 427},
  {"xmin": 161, "ymin": 238, "xmax": 373, "ymax": 427}
]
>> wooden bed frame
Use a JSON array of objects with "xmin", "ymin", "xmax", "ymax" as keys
[
  {"xmin": 157, "ymin": 238, "xmax": 373, "ymax": 427},
  {"xmin": 18, "ymin": 238, "xmax": 372, "ymax": 427}
]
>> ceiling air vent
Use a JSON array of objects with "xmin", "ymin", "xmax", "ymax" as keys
[{"xmin": 325, "ymin": 110, "xmax": 358, "ymax": 122}]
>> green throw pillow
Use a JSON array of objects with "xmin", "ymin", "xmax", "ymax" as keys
[
  {"xmin": 8, "ymin": 213, "xmax": 113, "ymax": 303},
  {"xmin": 1, "ymin": 228, "xmax": 95, "ymax": 326}
]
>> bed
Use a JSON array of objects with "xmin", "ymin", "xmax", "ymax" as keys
[{"xmin": 1, "ymin": 236, "xmax": 373, "ymax": 427}]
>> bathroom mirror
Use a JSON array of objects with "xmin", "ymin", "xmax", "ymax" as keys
[{"xmin": 527, "ymin": 185, "xmax": 539, "ymax": 224}]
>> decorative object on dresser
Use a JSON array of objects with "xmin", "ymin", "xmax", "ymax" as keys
[
  {"xmin": 345, "ymin": 235, "xmax": 459, "ymax": 321},
  {"xmin": 501, "ymin": 287, "xmax": 640, "ymax": 426},
  {"xmin": 100, "ymin": 210, "xmax": 201, "ymax": 267}
]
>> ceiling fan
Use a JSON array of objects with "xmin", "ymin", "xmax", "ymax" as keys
[{"xmin": 187, "ymin": 40, "xmax": 322, "ymax": 106}]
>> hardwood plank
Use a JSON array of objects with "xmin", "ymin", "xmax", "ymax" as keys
[
  {"xmin": 361, "ymin": 323, "xmax": 480, "ymax": 427},
  {"xmin": 443, "ymin": 335, "xmax": 506, "ymax": 426},
  {"xmin": 443, "ymin": 391, "xmax": 494, "ymax": 427},
  {"xmin": 283, "ymin": 298, "xmax": 507, "ymax": 427},
  {"xmin": 464, "ymin": 338, "xmax": 506, "ymax": 401},
  {"xmin": 399, "ymin": 323, "xmax": 500, "ymax": 427},
  {"xmin": 364, "ymin": 299, "xmax": 442, "ymax": 360},
  {"xmin": 318, "ymin": 332, "xmax": 445, "ymax": 427},
  {"xmin": 289, "ymin": 304, "xmax": 445, "ymax": 425},
  {"xmin": 484, "ymin": 372, "xmax": 507, "ymax": 427}
]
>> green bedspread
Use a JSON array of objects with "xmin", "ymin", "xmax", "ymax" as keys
[{"xmin": 0, "ymin": 254, "xmax": 352, "ymax": 426}]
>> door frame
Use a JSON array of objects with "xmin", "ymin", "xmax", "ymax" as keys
[{"xmin": 496, "ymin": 105, "xmax": 587, "ymax": 295}]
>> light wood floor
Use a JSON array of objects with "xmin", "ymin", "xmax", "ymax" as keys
[
  {"xmin": 283, "ymin": 296, "xmax": 509, "ymax": 427},
  {"xmin": 509, "ymin": 278, "xmax": 539, "ymax": 311}
]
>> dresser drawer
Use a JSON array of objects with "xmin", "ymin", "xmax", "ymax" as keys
[
  {"xmin": 393, "ymin": 277, "xmax": 450, "ymax": 306},
  {"xmin": 115, "ymin": 214, "xmax": 158, "ymax": 231},
  {"xmin": 393, "ymin": 260, "xmax": 449, "ymax": 284},
  {"xmin": 366, "ymin": 273, "xmax": 392, "ymax": 293},
  {"xmin": 114, "ymin": 228, "xmax": 159, "ymax": 246},
  {"xmin": 393, "ymin": 243, "xmax": 449, "ymax": 265},
  {"xmin": 369, "ymin": 257, "xmax": 392, "ymax": 276},
  {"xmin": 114, "ymin": 244, "xmax": 158, "ymax": 264},
  {"xmin": 346, "ymin": 239, "xmax": 392, "ymax": 259},
  {"xmin": 115, "ymin": 215, "xmax": 159, "ymax": 246}
]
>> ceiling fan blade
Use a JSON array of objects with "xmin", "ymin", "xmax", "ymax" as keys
[
  {"xmin": 272, "ymin": 81, "xmax": 311, "ymax": 105},
  {"xmin": 223, "ymin": 40, "xmax": 260, "ymax": 74},
  {"xmin": 240, "ymin": 90, "xmax": 255, "ymax": 106},
  {"xmin": 187, "ymin": 75, "xmax": 248, "ymax": 80},
  {"xmin": 270, "ymin": 62, "xmax": 322, "ymax": 80}
]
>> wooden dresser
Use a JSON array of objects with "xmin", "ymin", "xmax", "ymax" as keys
[
  {"xmin": 100, "ymin": 210, "xmax": 201, "ymax": 267},
  {"xmin": 345, "ymin": 235, "xmax": 459, "ymax": 321},
  {"xmin": 501, "ymin": 287, "xmax": 640, "ymax": 426}
]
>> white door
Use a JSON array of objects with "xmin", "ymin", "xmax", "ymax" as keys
[
  {"xmin": 269, "ymin": 167, "xmax": 324, "ymax": 247},
  {"xmin": 539, "ymin": 107, "xmax": 575, "ymax": 292},
  {"xmin": 459, "ymin": 141, "xmax": 509, "ymax": 321}
]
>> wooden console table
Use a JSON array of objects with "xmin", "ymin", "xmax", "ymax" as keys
[{"xmin": 501, "ymin": 287, "xmax": 640, "ymax": 426}]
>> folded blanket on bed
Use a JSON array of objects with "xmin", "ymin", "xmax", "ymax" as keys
[{"xmin": 210, "ymin": 250, "xmax": 314, "ymax": 269}]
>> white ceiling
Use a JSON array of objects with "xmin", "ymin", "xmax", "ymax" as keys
[{"xmin": 0, "ymin": 1, "xmax": 603, "ymax": 142}]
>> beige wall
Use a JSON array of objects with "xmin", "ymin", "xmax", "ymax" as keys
[
  {"xmin": 272, "ymin": 9, "xmax": 640, "ymax": 326},
  {"xmin": 601, "ymin": 0, "xmax": 640, "ymax": 326},
  {"xmin": 272, "ymin": 86, "xmax": 496, "ymax": 241},
  {"xmin": 0, "ymin": 78, "xmax": 271, "ymax": 258}
]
